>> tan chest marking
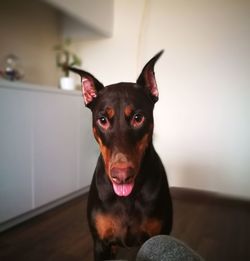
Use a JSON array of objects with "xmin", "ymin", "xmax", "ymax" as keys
[
  {"xmin": 95, "ymin": 213, "xmax": 125, "ymax": 240},
  {"xmin": 141, "ymin": 218, "xmax": 162, "ymax": 236}
]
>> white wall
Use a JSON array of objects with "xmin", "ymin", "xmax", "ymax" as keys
[
  {"xmin": 72, "ymin": 0, "xmax": 145, "ymax": 85},
  {"xmin": 73, "ymin": 0, "xmax": 250, "ymax": 199},
  {"xmin": 140, "ymin": 0, "xmax": 250, "ymax": 199},
  {"xmin": 0, "ymin": 0, "xmax": 61, "ymax": 86}
]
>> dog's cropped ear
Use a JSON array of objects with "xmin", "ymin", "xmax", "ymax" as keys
[
  {"xmin": 136, "ymin": 50, "xmax": 164, "ymax": 103},
  {"xmin": 68, "ymin": 67, "xmax": 104, "ymax": 107}
]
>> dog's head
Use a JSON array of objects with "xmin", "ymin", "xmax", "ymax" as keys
[{"xmin": 69, "ymin": 51, "xmax": 163, "ymax": 197}]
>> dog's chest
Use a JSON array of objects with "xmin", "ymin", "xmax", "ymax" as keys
[{"xmin": 94, "ymin": 202, "xmax": 162, "ymax": 246}]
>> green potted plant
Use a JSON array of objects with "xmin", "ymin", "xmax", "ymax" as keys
[{"xmin": 54, "ymin": 38, "xmax": 81, "ymax": 90}]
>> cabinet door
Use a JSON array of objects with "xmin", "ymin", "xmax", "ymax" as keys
[
  {"xmin": 78, "ymin": 106, "xmax": 98, "ymax": 189},
  {"xmin": 0, "ymin": 88, "xmax": 32, "ymax": 223},
  {"xmin": 33, "ymin": 92, "xmax": 79, "ymax": 207}
]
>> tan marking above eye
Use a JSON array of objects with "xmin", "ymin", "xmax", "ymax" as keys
[
  {"xmin": 124, "ymin": 105, "xmax": 133, "ymax": 117},
  {"xmin": 106, "ymin": 106, "xmax": 115, "ymax": 119}
]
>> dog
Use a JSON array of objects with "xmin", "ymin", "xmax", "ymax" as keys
[{"xmin": 69, "ymin": 51, "xmax": 173, "ymax": 261}]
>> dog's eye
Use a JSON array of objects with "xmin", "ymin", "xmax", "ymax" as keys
[
  {"xmin": 131, "ymin": 113, "xmax": 145, "ymax": 128},
  {"xmin": 97, "ymin": 116, "xmax": 110, "ymax": 130}
]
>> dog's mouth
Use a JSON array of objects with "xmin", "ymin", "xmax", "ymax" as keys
[
  {"xmin": 112, "ymin": 182, "xmax": 135, "ymax": 197},
  {"xmin": 110, "ymin": 166, "xmax": 135, "ymax": 197}
]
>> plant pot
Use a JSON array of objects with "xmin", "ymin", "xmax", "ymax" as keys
[{"xmin": 60, "ymin": 77, "xmax": 75, "ymax": 91}]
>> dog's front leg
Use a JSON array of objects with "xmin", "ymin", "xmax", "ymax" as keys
[{"xmin": 94, "ymin": 240, "xmax": 113, "ymax": 261}]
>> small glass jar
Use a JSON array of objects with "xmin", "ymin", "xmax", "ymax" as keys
[{"xmin": 2, "ymin": 54, "xmax": 24, "ymax": 81}]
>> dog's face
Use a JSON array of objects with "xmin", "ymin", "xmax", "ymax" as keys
[
  {"xmin": 70, "ymin": 51, "xmax": 163, "ymax": 197},
  {"xmin": 91, "ymin": 83, "xmax": 155, "ymax": 197}
]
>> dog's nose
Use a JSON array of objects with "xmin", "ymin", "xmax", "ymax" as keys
[
  {"xmin": 110, "ymin": 167, "xmax": 135, "ymax": 184},
  {"xmin": 112, "ymin": 152, "xmax": 129, "ymax": 163}
]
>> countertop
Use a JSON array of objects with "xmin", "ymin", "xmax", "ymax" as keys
[{"xmin": 0, "ymin": 79, "xmax": 81, "ymax": 97}]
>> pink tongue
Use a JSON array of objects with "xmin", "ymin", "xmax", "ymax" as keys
[{"xmin": 112, "ymin": 182, "xmax": 134, "ymax": 197}]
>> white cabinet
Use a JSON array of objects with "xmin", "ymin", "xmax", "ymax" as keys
[
  {"xmin": 0, "ymin": 81, "xmax": 98, "ymax": 224},
  {"xmin": 78, "ymin": 106, "xmax": 97, "ymax": 189},
  {"xmin": 33, "ymin": 92, "xmax": 79, "ymax": 207},
  {"xmin": 0, "ymin": 87, "xmax": 33, "ymax": 222}
]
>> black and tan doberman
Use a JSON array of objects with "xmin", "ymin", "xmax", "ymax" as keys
[{"xmin": 69, "ymin": 51, "xmax": 172, "ymax": 261}]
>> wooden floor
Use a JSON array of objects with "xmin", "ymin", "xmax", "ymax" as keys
[{"xmin": 0, "ymin": 188, "xmax": 250, "ymax": 261}]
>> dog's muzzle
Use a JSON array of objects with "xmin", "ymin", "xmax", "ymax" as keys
[{"xmin": 109, "ymin": 153, "xmax": 136, "ymax": 197}]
